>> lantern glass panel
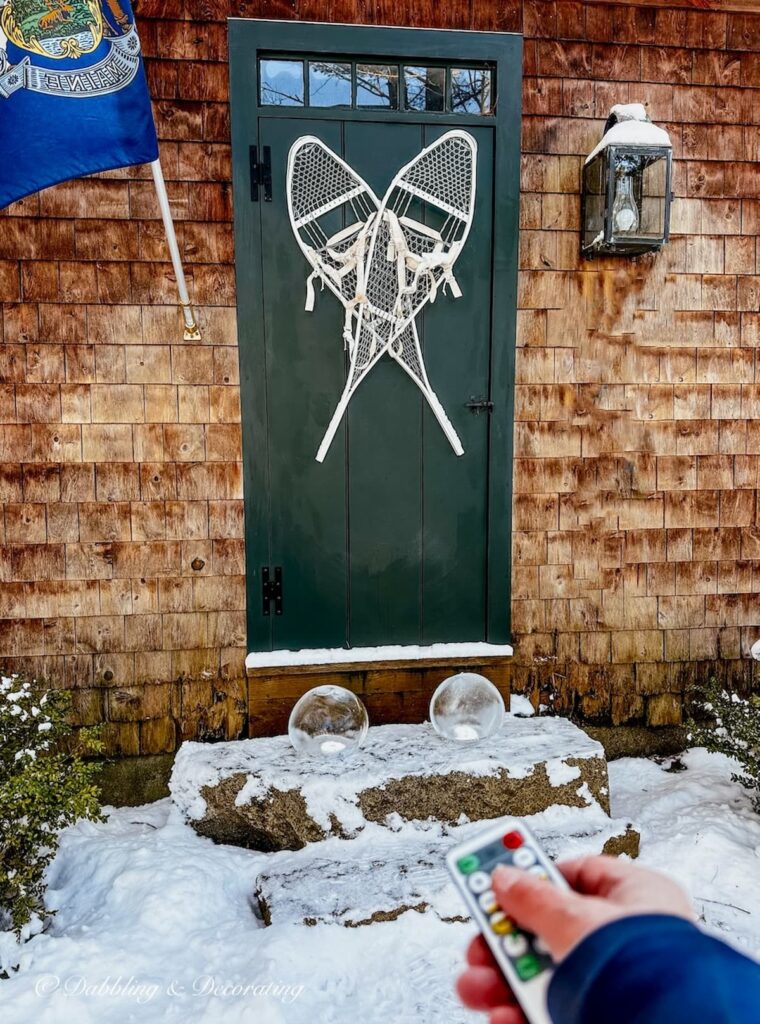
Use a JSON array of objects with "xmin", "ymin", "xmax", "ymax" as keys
[
  {"xmin": 639, "ymin": 155, "xmax": 669, "ymax": 239},
  {"xmin": 610, "ymin": 152, "xmax": 641, "ymax": 238},
  {"xmin": 582, "ymin": 154, "xmax": 606, "ymax": 252},
  {"xmin": 609, "ymin": 148, "xmax": 669, "ymax": 245}
]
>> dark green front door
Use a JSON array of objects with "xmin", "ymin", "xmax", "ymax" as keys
[{"xmin": 229, "ymin": 21, "xmax": 521, "ymax": 653}]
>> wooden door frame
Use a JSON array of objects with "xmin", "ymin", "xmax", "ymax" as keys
[{"xmin": 229, "ymin": 18, "xmax": 522, "ymax": 651}]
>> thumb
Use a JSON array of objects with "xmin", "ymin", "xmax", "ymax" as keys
[{"xmin": 492, "ymin": 865, "xmax": 583, "ymax": 945}]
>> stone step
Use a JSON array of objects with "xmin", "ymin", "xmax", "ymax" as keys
[
  {"xmin": 254, "ymin": 805, "xmax": 639, "ymax": 928},
  {"xmin": 171, "ymin": 714, "xmax": 615, "ymax": 851}
]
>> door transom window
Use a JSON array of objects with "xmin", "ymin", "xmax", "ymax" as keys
[{"xmin": 259, "ymin": 57, "xmax": 495, "ymax": 116}]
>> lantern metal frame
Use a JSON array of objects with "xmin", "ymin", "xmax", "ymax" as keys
[{"xmin": 581, "ymin": 142, "xmax": 673, "ymax": 259}]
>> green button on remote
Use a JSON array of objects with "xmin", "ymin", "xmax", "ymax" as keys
[
  {"xmin": 457, "ymin": 854, "xmax": 480, "ymax": 874},
  {"xmin": 514, "ymin": 954, "xmax": 543, "ymax": 982}
]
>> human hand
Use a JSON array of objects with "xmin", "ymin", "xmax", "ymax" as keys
[{"xmin": 456, "ymin": 855, "xmax": 694, "ymax": 1024}]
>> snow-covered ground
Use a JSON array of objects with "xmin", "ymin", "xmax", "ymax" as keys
[
  {"xmin": 1, "ymin": 748, "xmax": 759, "ymax": 1023},
  {"xmin": 609, "ymin": 749, "xmax": 760, "ymax": 955}
]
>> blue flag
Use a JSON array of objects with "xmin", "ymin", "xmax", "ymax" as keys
[{"xmin": 0, "ymin": 0, "xmax": 158, "ymax": 209}]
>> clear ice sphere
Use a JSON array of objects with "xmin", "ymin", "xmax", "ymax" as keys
[
  {"xmin": 429, "ymin": 672, "xmax": 505, "ymax": 743},
  {"xmin": 288, "ymin": 685, "xmax": 369, "ymax": 758}
]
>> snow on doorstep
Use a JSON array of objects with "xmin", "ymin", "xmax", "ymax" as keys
[
  {"xmin": 170, "ymin": 715, "xmax": 604, "ymax": 829},
  {"xmin": 245, "ymin": 641, "xmax": 514, "ymax": 670}
]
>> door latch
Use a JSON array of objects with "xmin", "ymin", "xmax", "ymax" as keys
[
  {"xmin": 465, "ymin": 397, "xmax": 494, "ymax": 414},
  {"xmin": 262, "ymin": 566, "xmax": 283, "ymax": 615},
  {"xmin": 250, "ymin": 145, "xmax": 273, "ymax": 203}
]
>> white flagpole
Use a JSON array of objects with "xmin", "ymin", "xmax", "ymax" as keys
[{"xmin": 150, "ymin": 158, "xmax": 201, "ymax": 341}]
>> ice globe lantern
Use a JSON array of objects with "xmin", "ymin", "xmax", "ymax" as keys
[
  {"xmin": 429, "ymin": 672, "xmax": 505, "ymax": 743},
  {"xmin": 288, "ymin": 685, "xmax": 369, "ymax": 758}
]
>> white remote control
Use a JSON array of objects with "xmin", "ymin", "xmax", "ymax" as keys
[{"xmin": 446, "ymin": 818, "xmax": 568, "ymax": 1024}]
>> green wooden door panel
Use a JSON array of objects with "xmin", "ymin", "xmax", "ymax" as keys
[
  {"xmin": 229, "ymin": 21, "xmax": 522, "ymax": 654},
  {"xmin": 344, "ymin": 121, "xmax": 425, "ymax": 647},
  {"xmin": 421, "ymin": 123, "xmax": 493, "ymax": 644},
  {"xmin": 259, "ymin": 117, "xmax": 349, "ymax": 651}
]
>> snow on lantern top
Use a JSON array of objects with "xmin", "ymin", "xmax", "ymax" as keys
[{"xmin": 581, "ymin": 104, "xmax": 673, "ymax": 258}]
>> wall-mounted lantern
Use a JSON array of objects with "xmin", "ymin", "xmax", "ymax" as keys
[{"xmin": 581, "ymin": 104, "xmax": 673, "ymax": 259}]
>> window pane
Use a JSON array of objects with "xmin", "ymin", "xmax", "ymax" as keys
[
  {"xmin": 450, "ymin": 67, "xmax": 493, "ymax": 115},
  {"xmin": 404, "ymin": 65, "xmax": 445, "ymax": 112},
  {"xmin": 309, "ymin": 61, "xmax": 352, "ymax": 107},
  {"xmin": 260, "ymin": 59, "xmax": 304, "ymax": 106},
  {"xmin": 356, "ymin": 64, "xmax": 399, "ymax": 108}
]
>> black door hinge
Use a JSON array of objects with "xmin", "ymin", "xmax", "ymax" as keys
[
  {"xmin": 262, "ymin": 566, "xmax": 283, "ymax": 616},
  {"xmin": 465, "ymin": 397, "xmax": 494, "ymax": 414},
  {"xmin": 250, "ymin": 145, "xmax": 272, "ymax": 203}
]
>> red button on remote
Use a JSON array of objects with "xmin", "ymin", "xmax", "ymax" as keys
[{"xmin": 503, "ymin": 830, "xmax": 523, "ymax": 849}]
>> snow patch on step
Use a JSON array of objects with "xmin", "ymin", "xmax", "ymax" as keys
[
  {"xmin": 545, "ymin": 759, "xmax": 582, "ymax": 787},
  {"xmin": 254, "ymin": 803, "xmax": 636, "ymax": 928}
]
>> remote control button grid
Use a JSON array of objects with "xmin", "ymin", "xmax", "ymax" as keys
[{"xmin": 454, "ymin": 827, "xmax": 555, "ymax": 983}]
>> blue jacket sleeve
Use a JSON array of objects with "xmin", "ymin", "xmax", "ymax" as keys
[{"xmin": 548, "ymin": 914, "xmax": 760, "ymax": 1024}]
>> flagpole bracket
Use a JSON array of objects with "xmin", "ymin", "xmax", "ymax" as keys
[{"xmin": 181, "ymin": 304, "xmax": 202, "ymax": 342}]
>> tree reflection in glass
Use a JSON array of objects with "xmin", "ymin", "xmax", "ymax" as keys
[
  {"xmin": 450, "ymin": 68, "xmax": 492, "ymax": 115},
  {"xmin": 356, "ymin": 64, "xmax": 399, "ymax": 108},
  {"xmin": 309, "ymin": 61, "xmax": 352, "ymax": 107},
  {"xmin": 404, "ymin": 66, "xmax": 445, "ymax": 112},
  {"xmin": 260, "ymin": 59, "xmax": 305, "ymax": 106}
]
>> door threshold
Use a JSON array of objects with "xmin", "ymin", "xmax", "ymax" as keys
[{"xmin": 245, "ymin": 641, "xmax": 514, "ymax": 675}]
